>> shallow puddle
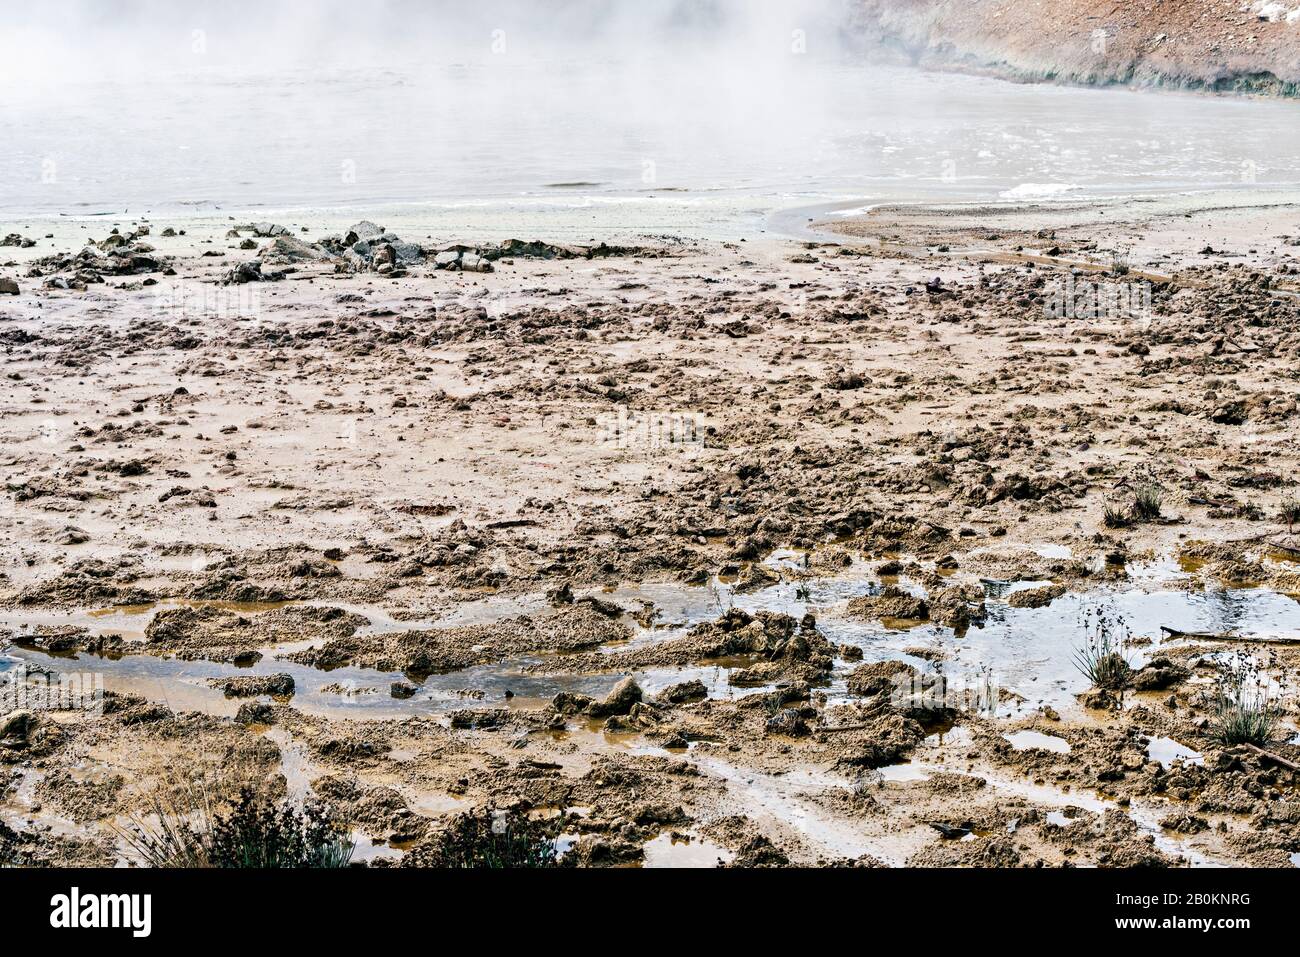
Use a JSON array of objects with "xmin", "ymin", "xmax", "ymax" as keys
[
  {"xmin": 0, "ymin": 640, "xmax": 784, "ymax": 725},
  {"xmin": 876, "ymin": 763, "xmax": 933, "ymax": 783},
  {"xmin": 410, "ymin": 793, "xmax": 468, "ymax": 817},
  {"xmin": 3, "ymin": 559, "xmax": 1299, "ymax": 727},
  {"xmin": 916, "ymin": 757, "xmax": 1225, "ymax": 867},
  {"xmin": 0, "ymin": 768, "xmax": 87, "ymax": 842},
  {"xmin": 1044, "ymin": 810, "xmax": 1081, "ymax": 828},
  {"xmin": 1004, "ymin": 730, "xmax": 1072, "ymax": 754},
  {"xmin": 641, "ymin": 832, "xmax": 734, "ymax": 868},
  {"xmin": 690, "ymin": 753, "xmax": 913, "ymax": 864},
  {"xmin": 0, "ymin": 600, "xmax": 301, "ymax": 644},
  {"xmin": 263, "ymin": 726, "xmax": 317, "ymax": 802},
  {"xmin": 1145, "ymin": 736, "xmax": 1204, "ymax": 769},
  {"xmin": 349, "ymin": 835, "xmax": 405, "ymax": 865}
]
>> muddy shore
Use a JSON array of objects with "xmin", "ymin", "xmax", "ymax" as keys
[{"xmin": 2, "ymin": 194, "xmax": 1300, "ymax": 868}]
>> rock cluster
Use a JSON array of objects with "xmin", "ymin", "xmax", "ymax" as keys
[{"xmin": 29, "ymin": 227, "xmax": 170, "ymax": 289}]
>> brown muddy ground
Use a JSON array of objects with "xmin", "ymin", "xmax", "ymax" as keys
[
  {"xmin": 2, "ymin": 198, "xmax": 1300, "ymax": 868},
  {"xmin": 854, "ymin": 0, "xmax": 1300, "ymax": 95}
]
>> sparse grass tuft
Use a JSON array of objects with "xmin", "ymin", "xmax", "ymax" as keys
[
  {"xmin": 1110, "ymin": 250, "xmax": 1132, "ymax": 276},
  {"xmin": 851, "ymin": 775, "xmax": 876, "ymax": 800},
  {"xmin": 707, "ymin": 581, "xmax": 734, "ymax": 614},
  {"xmin": 1072, "ymin": 609, "xmax": 1134, "ymax": 692},
  {"xmin": 207, "ymin": 790, "xmax": 354, "ymax": 869},
  {"xmin": 116, "ymin": 774, "xmax": 217, "ymax": 868},
  {"xmin": 1131, "ymin": 483, "xmax": 1164, "ymax": 522},
  {"xmin": 1212, "ymin": 657, "xmax": 1278, "ymax": 747},
  {"xmin": 416, "ymin": 809, "xmax": 563, "ymax": 869},
  {"xmin": 0, "ymin": 820, "xmax": 22, "ymax": 868},
  {"xmin": 117, "ymin": 778, "xmax": 353, "ymax": 869},
  {"xmin": 1280, "ymin": 499, "xmax": 1300, "ymax": 535},
  {"xmin": 1103, "ymin": 505, "xmax": 1132, "ymax": 530}
]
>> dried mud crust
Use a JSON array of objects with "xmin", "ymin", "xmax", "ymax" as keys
[
  {"xmin": 548, "ymin": 608, "xmax": 835, "ymax": 685},
  {"xmin": 3, "ymin": 203, "xmax": 1300, "ymax": 867},
  {"xmin": 148, "ymin": 604, "xmax": 371, "ymax": 662},
  {"xmin": 4, "ymin": 211, "xmax": 1300, "ymax": 611},
  {"xmin": 283, "ymin": 604, "xmax": 631, "ymax": 675}
]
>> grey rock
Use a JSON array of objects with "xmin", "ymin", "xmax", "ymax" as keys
[
  {"xmin": 658, "ymin": 680, "xmax": 708, "ymax": 705},
  {"xmin": 389, "ymin": 241, "xmax": 423, "ymax": 264},
  {"xmin": 585, "ymin": 677, "xmax": 642, "ymax": 718},
  {"xmin": 262, "ymin": 235, "xmax": 330, "ymax": 263},
  {"xmin": 224, "ymin": 259, "xmax": 265, "ymax": 284},
  {"xmin": 348, "ymin": 221, "xmax": 386, "ymax": 242}
]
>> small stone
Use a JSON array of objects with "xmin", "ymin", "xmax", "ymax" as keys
[
  {"xmin": 1007, "ymin": 585, "xmax": 1066, "ymax": 609},
  {"xmin": 234, "ymin": 703, "xmax": 275, "ymax": 726},
  {"xmin": 658, "ymin": 680, "xmax": 708, "ymax": 705},
  {"xmin": 765, "ymin": 708, "xmax": 809, "ymax": 737},
  {"xmin": 551, "ymin": 692, "xmax": 594, "ymax": 716},
  {"xmin": 0, "ymin": 710, "xmax": 35, "ymax": 741},
  {"xmin": 585, "ymin": 677, "xmax": 643, "ymax": 718},
  {"xmin": 210, "ymin": 674, "xmax": 295, "ymax": 698}
]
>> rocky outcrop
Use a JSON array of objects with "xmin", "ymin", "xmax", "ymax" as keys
[{"xmin": 854, "ymin": 0, "xmax": 1300, "ymax": 96}]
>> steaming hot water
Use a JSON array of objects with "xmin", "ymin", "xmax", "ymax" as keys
[{"xmin": 4, "ymin": 53, "xmax": 1300, "ymax": 232}]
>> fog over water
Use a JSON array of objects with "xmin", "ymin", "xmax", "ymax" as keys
[{"xmin": 3, "ymin": 0, "xmax": 1300, "ymax": 219}]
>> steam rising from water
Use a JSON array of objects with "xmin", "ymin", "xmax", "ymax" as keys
[
  {"xmin": 1, "ymin": 0, "xmax": 869, "ymax": 214},
  {"xmin": 1, "ymin": 0, "xmax": 857, "ymax": 84}
]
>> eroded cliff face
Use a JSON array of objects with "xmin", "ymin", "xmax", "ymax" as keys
[{"xmin": 853, "ymin": 0, "xmax": 1300, "ymax": 95}]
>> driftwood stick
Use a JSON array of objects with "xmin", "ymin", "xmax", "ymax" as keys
[
  {"xmin": 1189, "ymin": 496, "xmax": 1234, "ymax": 509},
  {"xmin": 1246, "ymin": 744, "xmax": 1300, "ymax": 773},
  {"xmin": 819, "ymin": 723, "xmax": 877, "ymax": 734},
  {"xmin": 1225, "ymin": 534, "xmax": 1274, "ymax": 546},
  {"xmin": 1160, "ymin": 626, "xmax": 1300, "ymax": 646}
]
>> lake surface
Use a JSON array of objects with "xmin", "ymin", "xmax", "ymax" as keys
[{"xmin": 4, "ymin": 57, "xmax": 1300, "ymax": 222}]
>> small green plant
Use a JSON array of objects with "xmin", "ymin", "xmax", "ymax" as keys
[
  {"xmin": 1110, "ymin": 250, "xmax": 1131, "ymax": 276},
  {"xmin": 117, "ymin": 779, "xmax": 353, "ymax": 869},
  {"xmin": 707, "ymin": 581, "xmax": 734, "ymax": 614},
  {"xmin": 1072, "ymin": 608, "xmax": 1134, "ymax": 692},
  {"xmin": 1212, "ymin": 657, "xmax": 1278, "ymax": 746},
  {"xmin": 416, "ymin": 809, "xmax": 563, "ymax": 869},
  {"xmin": 116, "ymin": 774, "xmax": 218, "ymax": 868},
  {"xmin": 1103, "ymin": 505, "xmax": 1132, "ymax": 530},
  {"xmin": 1131, "ymin": 483, "xmax": 1164, "ymax": 522},
  {"xmin": 208, "ymin": 790, "xmax": 354, "ymax": 869},
  {"xmin": 851, "ymin": 775, "xmax": 876, "ymax": 799},
  {"xmin": 1233, "ymin": 501, "xmax": 1265, "ymax": 522},
  {"xmin": 0, "ymin": 820, "xmax": 22, "ymax": 867},
  {"xmin": 762, "ymin": 692, "xmax": 785, "ymax": 717},
  {"xmin": 1279, "ymin": 499, "xmax": 1300, "ymax": 535}
]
